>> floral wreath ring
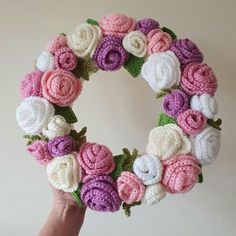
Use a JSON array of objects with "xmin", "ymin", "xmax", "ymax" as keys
[{"xmin": 16, "ymin": 13, "xmax": 222, "ymax": 216}]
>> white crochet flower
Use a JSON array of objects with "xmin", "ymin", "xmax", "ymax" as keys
[
  {"xmin": 146, "ymin": 124, "xmax": 191, "ymax": 160},
  {"xmin": 142, "ymin": 184, "xmax": 166, "ymax": 205},
  {"xmin": 42, "ymin": 115, "xmax": 71, "ymax": 139},
  {"xmin": 133, "ymin": 154, "xmax": 162, "ymax": 185},
  {"xmin": 141, "ymin": 50, "xmax": 181, "ymax": 92},
  {"xmin": 67, "ymin": 23, "xmax": 102, "ymax": 58},
  {"xmin": 35, "ymin": 51, "xmax": 54, "ymax": 72},
  {"xmin": 47, "ymin": 153, "xmax": 81, "ymax": 192},
  {"xmin": 191, "ymin": 94, "xmax": 218, "ymax": 119},
  {"xmin": 16, "ymin": 97, "xmax": 55, "ymax": 135},
  {"xmin": 191, "ymin": 126, "xmax": 221, "ymax": 166},
  {"xmin": 122, "ymin": 31, "xmax": 147, "ymax": 57}
]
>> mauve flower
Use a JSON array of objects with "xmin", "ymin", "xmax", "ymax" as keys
[{"xmin": 136, "ymin": 18, "xmax": 159, "ymax": 35}]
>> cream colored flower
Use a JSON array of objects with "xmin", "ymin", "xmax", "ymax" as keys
[
  {"xmin": 35, "ymin": 51, "xmax": 54, "ymax": 72},
  {"xmin": 142, "ymin": 184, "xmax": 166, "ymax": 205}
]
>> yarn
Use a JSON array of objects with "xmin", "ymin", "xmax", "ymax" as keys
[
  {"xmin": 177, "ymin": 109, "xmax": 207, "ymax": 135},
  {"xmin": 35, "ymin": 51, "xmax": 54, "ymax": 72},
  {"xmin": 161, "ymin": 155, "xmax": 201, "ymax": 194},
  {"xmin": 20, "ymin": 70, "xmax": 43, "ymax": 98},
  {"xmin": 41, "ymin": 69, "xmax": 82, "ymax": 107},
  {"xmin": 146, "ymin": 124, "xmax": 191, "ymax": 160},
  {"xmin": 136, "ymin": 18, "xmax": 159, "ymax": 35},
  {"xmin": 80, "ymin": 175, "xmax": 122, "ymax": 212},
  {"xmin": 141, "ymin": 50, "xmax": 181, "ymax": 92},
  {"xmin": 133, "ymin": 154, "xmax": 163, "ymax": 185},
  {"xmin": 117, "ymin": 171, "xmax": 145, "ymax": 204},
  {"xmin": 47, "ymin": 34, "xmax": 67, "ymax": 54},
  {"xmin": 142, "ymin": 184, "xmax": 166, "ymax": 205},
  {"xmin": 158, "ymin": 113, "xmax": 177, "ymax": 126},
  {"xmin": 93, "ymin": 35, "xmax": 128, "ymax": 71},
  {"xmin": 181, "ymin": 63, "xmax": 217, "ymax": 96},
  {"xmin": 16, "ymin": 96, "xmax": 55, "ymax": 135},
  {"xmin": 191, "ymin": 126, "xmax": 221, "ymax": 165}
]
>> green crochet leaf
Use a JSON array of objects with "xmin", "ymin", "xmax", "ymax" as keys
[
  {"xmin": 71, "ymin": 186, "xmax": 84, "ymax": 208},
  {"xmin": 86, "ymin": 18, "xmax": 99, "ymax": 26},
  {"xmin": 23, "ymin": 134, "xmax": 49, "ymax": 145},
  {"xmin": 158, "ymin": 113, "xmax": 177, "ymax": 126},
  {"xmin": 111, "ymin": 154, "xmax": 127, "ymax": 180},
  {"xmin": 53, "ymin": 105, "xmax": 78, "ymax": 124},
  {"xmin": 162, "ymin": 27, "xmax": 177, "ymax": 40},
  {"xmin": 207, "ymin": 118, "xmax": 222, "ymax": 131},
  {"xmin": 70, "ymin": 127, "xmax": 87, "ymax": 151},
  {"xmin": 198, "ymin": 173, "xmax": 204, "ymax": 183},
  {"xmin": 122, "ymin": 148, "xmax": 139, "ymax": 172},
  {"xmin": 123, "ymin": 54, "xmax": 145, "ymax": 78},
  {"xmin": 122, "ymin": 201, "xmax": 141, "ymax": 217}
]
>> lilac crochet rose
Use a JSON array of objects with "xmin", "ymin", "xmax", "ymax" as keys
[{"xmin": 136, "ymin": 18, "xmax": 159, "ymax": 35}]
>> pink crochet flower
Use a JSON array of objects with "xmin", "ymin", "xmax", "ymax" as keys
[
  {"xmin": 117, "ymin": 171, "xmax": 145, "ymax": 204},
  {"xmin": 161, "ymin": 154, "xmax": 201, "ymax": 194},
  {"xmin": 99, "ymin": 13, "xmax": 136, "ymax": 37},
  {"xmin": 181, "ymin": 63, "xmax": 217, "ymax": 96},
  {"xmin": 77, "ymin": 142, "xmax": 115, "ymax": 176},
  {"xmin": 20, "ymin": 70, "xmax": 43, "ymax": 98},
  {"xmin": 177, "ymin": 109, "xmax": 206, "ymax": 135},
  {"xmin": 47, "ymin": 34, "xmax": 67, "ymax": 54},
  {"xmin": 27, "ymin": 140, "xmax": 53, "ymax": 165},
  {"xmin": 41, "ymin": 69, "xmax": 82, "ymax": 107},
  {"xmin": 147, "ymin": 29, "xmax": 172, "ymax": 55}
]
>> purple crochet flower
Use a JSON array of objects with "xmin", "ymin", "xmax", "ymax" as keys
[
  {"xmin": 48, "ymin": 135, "xmax": 76, "ymax": 157},
  {"xmin": 136, "ymin": 18, "xmax": 159, "ymax": 35},
  {"xmin": 170, "ymin": 39, "xmax": 203, "ymax": 69},
  {"xmin": 163, "ymin": 90, "xmax": 189, "ymax": 117},
  {"xmin": 81, "ymin": 175, "xmax": 122, "ymax": 212},
  {"xmin": 93, "ymin": 35, "xmax": 128, "ymax": 71}
]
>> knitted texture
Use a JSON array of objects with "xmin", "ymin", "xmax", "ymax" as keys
[
  {"xmin": 47, "ymin": 34, "xmax": 67, "ymax": 54},
  {"xmin": 77, "ymin": 142, "xmax": 115, "ymax": 176},
  {"xmin": 170, "ymin": 39, "xmax": 203, "ymax": 69},
  {"xmin": 146, "ymin": 124, "xmax": 191, "ymax": 160},
  {"xmin": 147, "ymin": 29, "xmax": 172, "ymax": 55},
  {"xmin": 47, "ymin": 153, "xmax": 81, "ymax": 192},
  {"xmin": 80, "ymin": 175, "xmax": 122, "ymax": 212},
  {"xmin": 66, "ymin": 23, "xmax": 102, "ymax": 58},
  {"xmin": 93, "ymin": 35, "xmax": 128, "ymax": 71},
  {"xmin": 135, "ymin": 18, "xmax": 159, "ymax": 35},
  {"xmin": 35, "ymin": 51, "xmax": 54, "ymax": 72},
  {"xmin": 99, "ymin": 13, "xmax": 136, "ymax": 37},
  {"xmin": 54, "ymin": 47, "xmax": 78, "ymax": 71},
  {"xmin": 191, "ymin": 126, "xmax": 221, "ymax": 166},
  {"xmin": 181, "ymin": 63, "xmax": 217, "ymax": 96},
  {"xmin": 41, "ymin": 69, "xmax": 82, "ymax": 107},
  {"xmin": 142, "ymin": 184, "xmax": 166, "ymax": 205},
  {"xmin": 27, "ymin": 140, "xmax": 53, "ymax": 165},
  {"xmin": 191, "ymin": 94, "xmax": 218, "ymax": 119},
  {"xmin": 20, "ymin": 70, "xmax": 43, "ymax": 98},
  {"xmin": 117, "ymin": 171, "xmax": 145, "ymax": 204},
  {"xmin": 16, "ymin": 96, "xmax": 55, "ymax": 135},
  {"xmin": 48, "ymin": 135, "xmax": 76, "ymax": 157},
  {"xmin": 133, "ymin": 154, "xmax": 163, "ymax": 185},
  {"xmin": 141, "ymin": 50, "xmax": 181, "ymax": 92},
  {"xmin": 158, "ymin": 113, "xmax": 177, "ymax": 126},
  {"xmin": 163, "ymin": 89, "xmax": 189, "ymax": 117},
  {"xmin": 177, "ymin": 109, "xmax": 207, "ymax": 135}
]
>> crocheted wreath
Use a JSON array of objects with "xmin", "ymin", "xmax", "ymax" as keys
[{"xmin": 16, "ymin": 13, "xmax": 222, "ymax": 216}]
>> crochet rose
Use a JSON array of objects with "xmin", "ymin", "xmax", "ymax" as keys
[
  {"xmin": 20, "ymin": 70, "xmax": 43, "ymax": 98},
  {"xmin": 181, "ymin": 63, "xmax": 217, "ymax": 96},
  {"xmin": 147, "ymin": 29, "xmax": 172, "ymax": 55},
  {"xmin": 163, "ymin": 89, "xmax": 189, "ymax": 117},
  {"xmin": 99, "ymin": 13, "xmax": 136, "ymax": 37},
  {"xmin": 67, "ymin": 23, "xmax": 102, "ymax": 58},
  {"xmin": 77, "ymin": 142, "xmax": 115, "ymax": 176},
  {"xmin": 191, "ymin": 94, "xmax": 218, "ymax": 119},
  {"xmin": 142, "ymin": 184, "xmax": 166, "ymax": 205},
  {"xmin": 48, "ymin": 135, "xmax": 76, "ymax": 157},
  {"xmin": 35, "ymin": 51, "xmax": 54, "ymax": 72},
  {"xmin": 136, "ymin": 18, "xmax": 159, "ymax": 35},
  {"xmin": 191, "ymin": 126, "xmax": 221, "ymax": 166},
  {"xmin": 47, "ymin": 153, "xmax": 81, "ymax": 192},
  {"xmin": 170, "ymin": 38, "xmax": 203, "ymax": 68},
  {"xmin": 117, "ymin": 171, "xmax": 145, "ymax": 204},
  {"xmin": 122, "ymin": 31, "xmax": 147, "ymax": 58},
  {"xmin": 27, "ymin": 140, "xmax": 53, "ymax": 165},
  {"xmin": 47, "ymin": 34, "xmax": 67, "ymax": 54},
  {"xmin": 81, "ymin": 175, "xmax": 122, "ymax": 212},
  {"xmin": 133, "ymin": 154, "xmax": 163, "ymax": 185},
  {"xmin": 177, "ymin": 109, "xmax": 207, "ymax": 135},
  {"xmin": 141, "ymin": 50, "xmax": 181, "ymax": 92},
  {"xmin": 16, "ymin": 97, "xmax": 55, "ymax": 134},
  {"xmin": 41, "ymin": 69, "xmax": 82, "ymax": 107},
  {"xmin": 42, "ymin": 115, "xmax": 71, "ymax": 140},
  {"xmin": 161, "ymin": 154, "xmax": 201, "ymax": 194},
  {"xmin": 54, "ymin": 47, "xmax": 78, "ymax": 71},
  {"xmin": 146, "ymin": 124, "xmax": 191, "ymax": 160}
]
